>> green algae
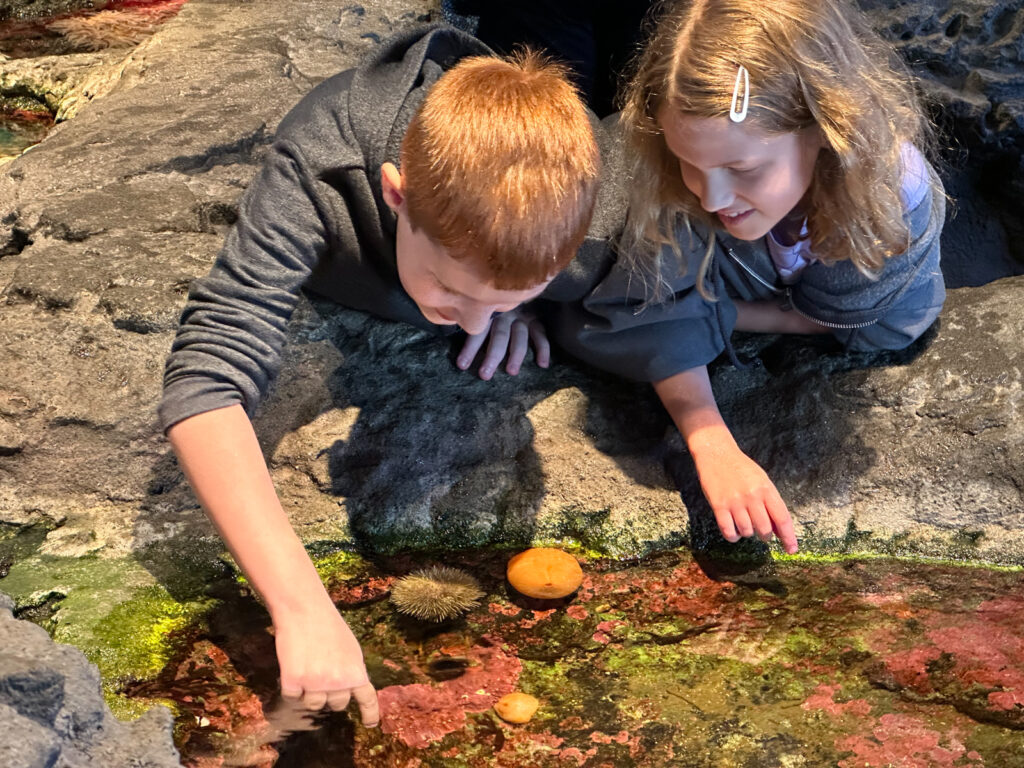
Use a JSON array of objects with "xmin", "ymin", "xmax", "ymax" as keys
[
  {"xmin": 774, "ymin": 550, "xmax": 1024, "ymax": 572},
  {"xmin": 90, "ymin": 585, "xmax": 211, "ymax": 682},
  {"xmin": 0, "ymin": 540, "xmax": 227, "ymax": 719}
]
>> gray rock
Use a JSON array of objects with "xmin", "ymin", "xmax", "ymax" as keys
[
  {"xmin": 0, "ymin": 592, "xmax": 180, "ymax": 767},
  {"xmin": 0, "ymin": 0, "xmax": 1021, "ymax": 566},
  {"xmin": 860, "ymin": 0, "xmax": 1024, "ymax": 287},
  {"xmin": 0, "ymin": 703, "xmax": 61, "ymax": 768},
  {"xmin": 0, "ymin": 0, "xmax": 1020, "ymax": 592}
]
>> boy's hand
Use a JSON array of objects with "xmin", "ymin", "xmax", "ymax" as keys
[
  {"xmin": 456, "ymin": 308, "xmax": 550, "ymax": 380},
  {"xmin": 693, "ymin": 445, "xmax": 798, "ymax": 554},
  {"xmin": 272, "ymin": 599, "xmax": 380, "ymax": 726}
]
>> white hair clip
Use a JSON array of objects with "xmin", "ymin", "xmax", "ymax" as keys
[{"xmin": 729, "ymin": 65, "xmax": 749, "ymax": 123}]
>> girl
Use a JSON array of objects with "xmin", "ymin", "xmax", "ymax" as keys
[{"xmin": 620, "ymin": 0, "xmax": 946, "ymax": 553}]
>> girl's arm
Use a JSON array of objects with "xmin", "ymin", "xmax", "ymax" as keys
[
  {"xmin": 653, "ymin": 367, "xmax": 799, "ymax": 554},
  {"xmin": 167, "ymin": 404, "xmax": 379, "ymax": 725},
  {"xmin": 734, "ymin": 300, "xmax": 832, "ymax": 335}
]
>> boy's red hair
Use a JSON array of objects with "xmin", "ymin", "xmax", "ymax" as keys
[{"xmin": 400, "ymin": 51, "xmax": 600, "ymax": 290}]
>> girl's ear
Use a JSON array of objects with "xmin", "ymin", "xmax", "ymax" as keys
[{"xmin": 380, "ymin": 162, "xmax": 406, "ymax": 213}]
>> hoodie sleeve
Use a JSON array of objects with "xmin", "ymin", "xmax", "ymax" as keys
[
  {"xmin": 158, "ymin": 136, "xmax": 346, "ymax": 432},
  {"xmin": 545, "ymin": 232, "xmax": 736, "ymax": 382},
  {"xmin": 789, "ymin": 148, "xmax": 946, "ymax": 351}
]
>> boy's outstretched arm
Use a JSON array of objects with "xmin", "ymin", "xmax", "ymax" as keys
[
  {"xmin": 167, "ymin": 405, "xmax": 380, "ymax": 725},
  {"xmin": 653, "ymin": 367, "xmax": 799, "ymax": 554}
]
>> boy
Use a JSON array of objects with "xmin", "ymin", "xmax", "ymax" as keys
[
  {"xmin": 160, "ymin": 25, "xmax": 604, "ymax": 729},
  {"xmin": 161, "ymin": 22, "xmax": 763, "ymax": 730}
]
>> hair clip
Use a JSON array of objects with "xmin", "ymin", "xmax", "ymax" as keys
[{"xmin": 730, "ymin": 65, "xmax": 749, "ymax": 123}]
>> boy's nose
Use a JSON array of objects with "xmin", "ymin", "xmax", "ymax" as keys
[{"xmin": 457, "ymin": 305, "xmax": 494, "ymax": 336}]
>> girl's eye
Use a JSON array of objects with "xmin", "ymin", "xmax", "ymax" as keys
[{"xmin": 729, "ymin": 166, "xmax": 759, "ymax": 176}]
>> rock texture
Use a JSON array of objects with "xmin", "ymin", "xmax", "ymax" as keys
[
  {"xmin": 863, "ymin": 0, "xmax": 1024, "ymax": 287},
  {"xmin": 0, "ymin": 0, "xmax": 1021, "ymax": 574},
  {"xmin": 0, "ymin": 591, "xmax": 180, "ymax": 767}
]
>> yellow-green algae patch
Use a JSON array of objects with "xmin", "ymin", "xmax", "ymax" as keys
[
  {"xmin": 774, "ymin": 549, "xmax": 1024, "ymax": 572},
  {"xmin": 1, "ymin": 549, "xmax": 219, "ymax": 719}
]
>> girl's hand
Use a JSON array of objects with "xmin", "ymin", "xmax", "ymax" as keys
[
  {"xmin": 653, "ymin": 367, "xmax": 799, "ymax": 555},
  {"xmin": 272, "ymin": 599, "xmax": 380, "ymax": 726},
  {"xmin": 693, "ymin": 445, "xmax": 798, "ymax": 554},
  {"xmin": 456, "ymin": 307, "xmax": 550, "ymax": 380}
]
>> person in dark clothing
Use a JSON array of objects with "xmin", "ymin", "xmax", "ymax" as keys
[
  {"xmin": 161, "ymin": 26, "xmax": 602, "ymax": 729},
  {"xmin": 160, "ymin": 24, "xmax": 736, "ymax": 728}
]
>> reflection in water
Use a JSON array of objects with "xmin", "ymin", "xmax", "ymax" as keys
[{"xmin": 0, "ymin": 113, "xmax": 53, "ymax": 159}]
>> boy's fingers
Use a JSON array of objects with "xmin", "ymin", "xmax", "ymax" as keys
[
  {"xmin": 528, "ymin": 320, "xmax": 550, "ymax": 367},
  {"xmin": 457, "ymin": 332, "xmax": 487, "ymax": 370},
  {"xmin": 505, "ymin": 321, "xmax": 530, "ymax": 374},
  {"xmin": 302, "ymin": 690, "xmax": 328, "ymax": 711},
  {"xmin": 480, "ymin": 317, "xmax": 512, "ymax": 379},
  {"xmin": 280, "ymin": 675, "xmax": 303, "ymax": 700},
  {"xmin": 352, "ymin": 683, "xmax": 380, "ymax": 727},
  {"xmin": 326, "ymin": 690, "xmax": 351, "ymax": 712}
]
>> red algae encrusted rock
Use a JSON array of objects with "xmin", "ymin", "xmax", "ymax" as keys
[
  {"xmin": 837, "ymin": 714, "xmax": 984, "ymax": 768},
  {"xmin": 378, "ymin": 639, "xmax": 522, "ymax": 748},
  {"xmin": 868, "ymin": 593, "xmax": 1024, "ymax": 728}
]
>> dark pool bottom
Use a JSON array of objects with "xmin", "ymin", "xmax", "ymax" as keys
[
  {"xmin": 1, "ymin": 114, "xmax": 53, "ymax": 160},
  {"xmin": 124, "ymin": 550, "xmax": 1024, "ymax": 767}
]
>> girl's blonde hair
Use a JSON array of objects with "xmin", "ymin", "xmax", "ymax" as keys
[{"xmin": 620, "ymin": 0, "xmax": 936, "ymax": 297}]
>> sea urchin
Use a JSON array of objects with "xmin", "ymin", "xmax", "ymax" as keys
[{"xmin": 390, "ymin": 565, "xmax": 484, "ymax": 622}]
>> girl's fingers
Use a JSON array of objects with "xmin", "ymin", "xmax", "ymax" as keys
[
  {"xmin": 765, "ymin": 488, "xmax": 798, "ymax": 553},
  {"xmin": 747, "ymin": 503, "xmax": 775, "ymax": 541},
  {"xmin": 730, "ymin": 506, "xmax": 754, "ymax": 539},
  {"xmin": 713, "ymin": 507, "xmax": 740, "ymax": 543}
]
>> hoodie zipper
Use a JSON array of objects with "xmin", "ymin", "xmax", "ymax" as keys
[{"xmin": 726, "ymin": 248, "xmax": 878, "ymax": 330}]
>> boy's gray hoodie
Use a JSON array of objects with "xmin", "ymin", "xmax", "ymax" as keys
[{"xmin": 158, "ymin": 25, "xmax": 731, "ymax": 431}]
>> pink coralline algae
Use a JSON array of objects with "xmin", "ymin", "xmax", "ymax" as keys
[
  {"xmin": 330, "ymin": 575, "xmax": 393, "ymax": 607},
  {"xmin": 872, "ymin": 594, "xmax": 1024, "ymax": 725},
  {"xmin": 592, "ymin": 619, "xmax": 625, "ymax": 645},
  {"xmin": 378, "ymin": 639, "xmax": 522, "ymax": 748},
  {"xmin": 837, "ymin": 714, "xmax": 983, "ymax": 768},
  {"xmin": 802, "ymin": 684, "xmax": 873, "ymax": 718}
]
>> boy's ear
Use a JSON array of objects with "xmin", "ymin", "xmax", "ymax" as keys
[{"xmin": 380, "ymin": 162, "xmax": 406, "ymax": 214}]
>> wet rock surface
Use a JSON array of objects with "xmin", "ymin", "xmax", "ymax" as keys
[
  {"xmin": 0, "ymin": 590, "xmax": 181, "ymax": 767},
  {"xmin": 0, "ymin": 0, "xmax": 100, "ymax": 23},
  {"xmin": 0, "ymin": 0, "xmax": 1021, "ymax": 764}
]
